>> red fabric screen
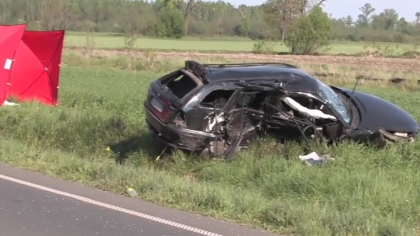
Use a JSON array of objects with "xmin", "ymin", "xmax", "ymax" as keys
[
  {"xmin": 0, "ymin": 24, "xmax": 26, "ymax": 105},
  {"xmin": 8, "ymin": 30, "xmax": 65, "ymax": 105},
  {"xmin": 0, "ymin": 24, "xmax": 65, "ymax": 106}
]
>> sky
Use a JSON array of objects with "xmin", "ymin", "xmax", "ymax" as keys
[{"xmin": 225, "ymin": 0, "xmax": 420, "ymax": 22}]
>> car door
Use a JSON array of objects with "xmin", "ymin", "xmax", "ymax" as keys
[{"xmin": 183, "ymin": 86, "xmax": 240, "ymax": 131}]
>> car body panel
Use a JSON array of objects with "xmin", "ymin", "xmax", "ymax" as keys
[
  {"xmin": 144, "ymin": 61, "xmax": 419, "ymax": 157},
  {"xmin": 145, "ymin": 106, "xmax": 217, "ymax": 151},
  {"xmin": 338, "ymin": 88, "xmax": 419, "ymax": 133}
]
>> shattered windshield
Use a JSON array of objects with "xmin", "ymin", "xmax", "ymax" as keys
[{"xmin": 316, "ymin": 79, "xmax": 351, "ymax": 124}]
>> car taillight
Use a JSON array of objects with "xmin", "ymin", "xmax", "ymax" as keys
[
  {"xmin": 148, "ymin": 92, "xmax": 174, "ymax": 123},
  {"xmin": 155, "ymin": 109, "xmax": 170, "ymax": 122},
  {"xmin": 150, "ymin": 100, "xmax": 169, "ymax": 123}
]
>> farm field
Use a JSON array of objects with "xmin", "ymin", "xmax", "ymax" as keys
[
  {"xmin": 63, "ymin": 48, "xmax": 420, "ymax": 85},
  {"xmin": 64, "ymin": 32, "xmax": 419, "ymax": 55},
  {"xmin": 1, "ymin": 51, "xmax": 420, "ymax": 236}
]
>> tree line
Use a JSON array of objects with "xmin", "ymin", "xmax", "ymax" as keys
[{"xmin": 1, "ymin": 0, "xmax": 419, "ymax": 44}]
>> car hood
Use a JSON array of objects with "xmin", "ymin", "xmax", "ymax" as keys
[{"xmin": 340, "ymin": 88, "xmax": 419, "ymax": 133}]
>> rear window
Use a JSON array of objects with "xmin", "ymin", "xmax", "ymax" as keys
[{"xmin": 161, "ymin": 70, "xmax": 199, "ymax": 100}]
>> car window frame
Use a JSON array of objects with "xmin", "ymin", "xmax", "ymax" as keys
[{"xmin": 197, "ymin": 86, "xmax": 239, "ymax": 110}]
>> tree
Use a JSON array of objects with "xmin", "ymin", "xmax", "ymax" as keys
[
  {"xmin": 263, "ymin": 0, "xmax": 326, "ymax": 41},
  {"xmin": 156, "ymin": 8, "xmax": 185, "ymax": 38},
  {"xmin": 370, "ymin": 8, "xmax": 398, "ymax": 30},
  {"xmin": 344, "ymin": 15, "xmax": 353, "ymax": 27},
  {"xmin": 415, "ymin": 12, "xmax": 420, "ymax": 33},
  {"xmin": 38, "ymin": 0, "xmax": 70, "ymax": 30},
  {"xmin": 284, "ymin": 6, "xmax": 332, "ymax": 54},
  {"xmin": 380, "ymin": 9, "xmax": 398, "ymax": 30},
  {"xmin": 173, "ymin": 0, "xmax": 198, "ymax": 35},
  {"xmin": 356, "ymin": 3, "xmax": 375, "ymax": 27},
  {"xmin": 396, "ymin": 17, "xmax": 409, "ymax": 34},
  {"xmin": 0, "ymin": 0, "xmax": 418, "ymax": 44},
  {"xmin": 237, "ymin": 9, "xmax": 250, "ymax": 36}
]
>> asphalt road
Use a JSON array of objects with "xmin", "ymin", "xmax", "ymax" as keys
[{"xmin": 0, "ymin": 164, "xmax": 280, "ymax": 236}]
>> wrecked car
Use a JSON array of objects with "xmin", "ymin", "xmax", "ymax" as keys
[{"xmin": 144, "ymin": 60, "xmax": 419, "ymax": 158}]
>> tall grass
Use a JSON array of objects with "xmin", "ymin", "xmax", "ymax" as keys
[{"xmin": 1, "ymin": 66, "xmax": 419, "ymax": 236}]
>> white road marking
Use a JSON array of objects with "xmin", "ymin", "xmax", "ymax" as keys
[{"xmin": 0, "ymin": 174, "xmax": 223, "ymax": 236}]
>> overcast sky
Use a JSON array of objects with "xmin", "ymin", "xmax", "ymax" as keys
[{"xmin": 225, "ymin": 0, "xmax": 419, "ymax": 22}]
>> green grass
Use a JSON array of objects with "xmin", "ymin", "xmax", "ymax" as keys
[
  {"xmin": 1, "ymin": 65, "xmax": 420, "ymax": 236},
  {"xmin": 61, "ymin": 51, "xmax": 420, "ymax": 87},
  {"xmin": 66, "ymin": 31, "xmax": 254, "ymax": 42},
  {"xmin": 63, "ymin": 32, "xmax": 418, "ymax": 55}
]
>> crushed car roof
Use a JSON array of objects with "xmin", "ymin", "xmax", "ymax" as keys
[
  {"xmin": 185, "ymin": 60, "xmax": 320, "ymax": 93},
  {"xmin": 204, "ymin": 66, "xmax": 314, "ymax": 82}
]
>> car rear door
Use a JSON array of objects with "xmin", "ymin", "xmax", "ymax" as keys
[
  {"xmin": 145, "ymin": 69, "xmax": 203, "ymax": 124},
  {"xmin": 183, "ymin": 87, "xmax": 240, "ymax": 131}
]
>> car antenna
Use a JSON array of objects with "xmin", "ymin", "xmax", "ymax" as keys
[{"xmin": 348, "ymin": 77, "xmax": 361, "ymax": 126}]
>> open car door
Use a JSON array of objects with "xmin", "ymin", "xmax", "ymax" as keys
[{"xmin": 222, "ymin": 84, "xmax": 279, "ymax": 159}]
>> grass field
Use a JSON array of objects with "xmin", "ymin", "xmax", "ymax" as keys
[
  {"xmin": 64, "ymin": 32, "xmax": 419, "ymax": 55},
  {"xmin": 1, "ymin": 54, "xmax": 420, "ymax": 235},
  {"xmin": 62, "ymin": 49, "xmax": 420, "ymax": 86}
]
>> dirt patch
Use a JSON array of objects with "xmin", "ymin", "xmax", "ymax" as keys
[{"xmin": 66, "ymin": 48, "xmax": 420, "ymax": 72}]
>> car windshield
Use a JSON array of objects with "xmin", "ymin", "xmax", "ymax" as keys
[{"xmin": 316, "ymin": 79, "xmax": 351, "ymax": 124}]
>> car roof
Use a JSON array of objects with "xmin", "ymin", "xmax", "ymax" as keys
[
  {"xmin": 199, "ymin": 64, "xmax": 320, "ymax": 94},
  {"xmin": 203, "ymin": 65, "xmax": 310, "ymax": 81}
]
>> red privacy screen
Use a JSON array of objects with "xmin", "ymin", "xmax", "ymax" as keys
[
  {"xmin": 0, "ymin": 24, "xmax": 26, "ymax": 105},
  {"xmin": 0, "ymin": 24, "xmax": 65, "ymax": 106}
]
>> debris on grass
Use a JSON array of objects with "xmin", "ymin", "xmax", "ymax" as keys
[
  {"xmin": 2, "ymin": 100, "xmax": 19, "ymax": 106},
  {"xmin": 298, "ymin": 152, "xmax": 335, "ymax": 166},
  {"xmin": 127, "ymin": 187, "xmax": 138, "ymax": 197}
]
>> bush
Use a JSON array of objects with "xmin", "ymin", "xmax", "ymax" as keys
[
  {"xmin": 252, "ymin": 40, "xmax": 277, "ymax": 54},
  {"xmin": 146, "ymin": 9, "xmax": 185, "ymax": 39},
  {"xmin": 285, "ymin": 6, "xmax": 332, "ymax": 55}
]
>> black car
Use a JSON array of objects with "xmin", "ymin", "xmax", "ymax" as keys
[{"xmin": 144, "ymin": 60, "xmax": 418, "ymax": 157}]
